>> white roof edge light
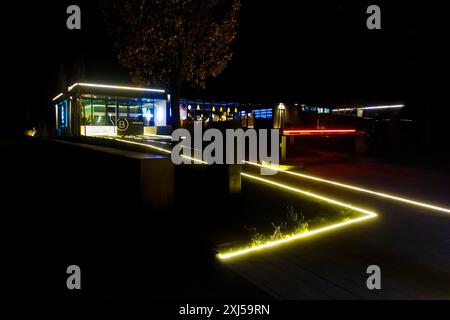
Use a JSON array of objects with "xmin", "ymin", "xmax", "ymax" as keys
[
  {"xmin": 67, "ymin": 82, "xmax": 165, "ymax": 93},
  {"xmin": 332, "ymin": 104, "xmax": 405, "ymax": 112},
  {"xmin": 361, "ymin": 104, "xmax": 405, "ymax": 110},
  {"xmin": 52, "ymin": 93, "xmax": 63, "ymax": 101}
]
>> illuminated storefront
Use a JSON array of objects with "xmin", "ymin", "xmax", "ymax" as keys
[
  {"xmin": 178, "ymin": 99, "xmax": 274, "ymax": 129},
  {"xmin": 52, "ymin": 82, "xmax": 170, "ymax": 137}
]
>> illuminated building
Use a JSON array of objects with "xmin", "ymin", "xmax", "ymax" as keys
[{"xmin": 52, "ymin": 82, "xmax": 170, "ymax": 136}]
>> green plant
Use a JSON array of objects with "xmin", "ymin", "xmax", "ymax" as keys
[
  {"xmin": 270, "ymin": 222, "xmax": 287, "ymax": 241},
  {"xmin": 248, "ymin": 226, "xmax": 266, "ymax": 246},
  {"xmin": 286, "ymin": 205, "xmax": 309, "ymax": 234}
]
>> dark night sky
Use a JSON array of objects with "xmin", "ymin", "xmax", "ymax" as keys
[{"xmin": 4, "ymin": 0, "xmax": 450, "ymax": 135}]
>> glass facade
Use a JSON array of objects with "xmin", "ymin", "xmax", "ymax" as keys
[
  {"xmin": 79, "ymin": 94, "xmax": 167, "ymax": 137},
  {"xmin": 178, "ymin": 99, "xmax": 274, "ymax": 128}
]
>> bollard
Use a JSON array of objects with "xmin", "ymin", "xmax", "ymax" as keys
[{"xmin": 229, "ymin": 164, "xmax": 242, "ymax": 194}]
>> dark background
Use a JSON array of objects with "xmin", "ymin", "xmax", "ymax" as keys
[
  {"xmin": 3, "ymin": 0, "xmax": 450, "ymax": 306},
  {"xmin": 4, "ymin": 0, "xmax": 450, "ymax": 155}
]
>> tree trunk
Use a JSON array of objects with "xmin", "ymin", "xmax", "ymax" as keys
[{"xmin": 169, "ymin": 78, "xmax": 182, "ymax": 130}]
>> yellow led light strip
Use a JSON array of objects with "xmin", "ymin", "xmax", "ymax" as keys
[
  {"xmin": 218, "ymin": 215, "xmax": 375, "ymax": 260},
  {"xmin": 68, "ymin": 82, "xmax": 165, "ymax": 93},
  {"xmin": 217, "ymin": 173, "xmax": 377, "ymax": 260},
  {"xmin": 112, "ymin": 137, "xmax": 207, "ymax": 164},
  {"xmin": 144, "ymin": 133, "xmax": 173, "ymax": 139},
  {"xmin": 113, "ymin": 137, "xmax": 171, "ymax": 154},
  {"xmin": 243, "ymin": 161, "xmax": 450, "ymax": 214},
  {"xmin": 240, "ymin": 173, "xmax": 377, "ymax": 216}
]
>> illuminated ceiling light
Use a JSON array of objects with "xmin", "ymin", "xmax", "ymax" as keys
[
  {"xmin": 283, "ymin": 129, "xmax": 357, "ymax": 136},
  {"xmin": 227, "ymin": 107, "xmax": 231, "ymax": 113},
  {"xmin": 217, "ymin": 173, "xmax": 377, "ymax": 260},
  {"xmin": 68, "ymin": 82, "xmax": 165, "ymax": 93},
  {"xmin": 212, "ymin": 106, "xmax": 216, "ymax": 112},
  {"xmin": 197, "ymin": 105, "xmax": 200, "ymax": 111},
  {"xmin": 278, "ymin": 103, "xmax": 286, "ymax": 110},
  {"xmin": 219, "ymin": 107, "xmax": 223, "ymax": 112},
  {"xmin": 156, "ymin": 108, "xmax": 164, "ymax": 122},
  {"xmin": 243, "ymin": 161, "xmax": 450, "ymax": 214},
  {"xmin": 234, "ymin": 107, "xmax": 238, "ymax": 113},
  {"xmin": 52, "ymin": 93, "xmax": 63, "ymax": 101},
  {"xmin": 218, "ymin": 214, "xmax": 375, "ymax": 260},
  {"xmin": 188, "ymin": 105, "xmax": 192, "ymax": 110},
  {"xmin": 362, "ymin": 104, "xmax": 404, "ymax": 110}
]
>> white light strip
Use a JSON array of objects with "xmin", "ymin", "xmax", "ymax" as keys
[
  {"xmin": 332, "ymin": 108, "xmax": 354, "ymax": 112},
  {"xmin": 68, "ymin": 82, "xmax": 165, "ymax": 93},
  {"xmin": 243, "ymin": 161, "xmax": 450, "ymax": 214},
  {"xmin": 361, "ymin": 105, "xmax": 404, "ymax": 110},
  {"xmin": 332, "ymin": 105, "xmax": 405, "ymax": 112},
  {"xmin": 52, "ymin": 93, "xmax": 63, "ymax": 101}
]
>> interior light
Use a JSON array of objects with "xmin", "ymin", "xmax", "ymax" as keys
[{"xmin": 157, "ymin": 108, "xmax": 164, "ymax": 122}]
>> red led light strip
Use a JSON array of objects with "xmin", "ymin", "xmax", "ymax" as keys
[{"xmin": 283, "ymin": 129, "xmax": 358, "ymax": 136}]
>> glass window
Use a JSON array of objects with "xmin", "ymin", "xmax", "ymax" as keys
[
  {"xmin": 80, "ymin": 98, "xmax": 93, "ymax": 125},
  {"xmin": 118, "ymin": 101, "xmax": 128, "ymax": 118},
  {"xmin": 92, "ymin": 99, "xmax": 106, "ymax": 126},
  {"xmin": 142, "ymin": 99, "xmax": 155, "ymax": 126},
  {"xmin": 106, "ymin": 99, "xmax": 117, "ymax": 126},
  {"xmin": 129, "ymin": 99, "xmax": 142, "ymax": 121}
]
